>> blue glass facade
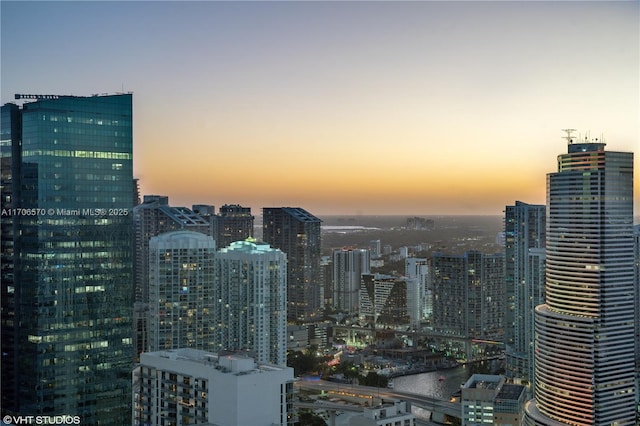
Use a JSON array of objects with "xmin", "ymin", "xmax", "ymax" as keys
[{"xmin": 1, "ymin": 95, "xmax": 134, "ymax": 424}]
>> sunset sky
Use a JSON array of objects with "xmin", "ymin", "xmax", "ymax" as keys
[{"xmin": 2, "ymin": 1, "xmax": 638, "ymax": 216}]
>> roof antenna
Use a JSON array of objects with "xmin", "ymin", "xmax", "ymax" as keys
[{"xmin": 561, "ymin": 129, "xmax": 576, "ymax": 144}]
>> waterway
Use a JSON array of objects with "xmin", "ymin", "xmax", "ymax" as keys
[
  {"xmin": 393, "ymin": 365, "xmax": 471, "ymax": 399},
  {"xmin": 392, "ymin": 364, "xmax": 475, "ymax": 421}
]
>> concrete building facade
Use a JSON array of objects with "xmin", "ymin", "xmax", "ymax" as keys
[
  {"xmin": 134, "ymin": 349, "xmax": 294, "ymax": 426},
  {"xmin": 148, "ymin": 230, "xmax": 216, "ymax": 352},
  {"xmin": 332, "ymin": 247, "xmax": 370, "ymax": 314},
  {"xmin": 213, "ymin": 239, "xmax": 287, "ymax": 366}
]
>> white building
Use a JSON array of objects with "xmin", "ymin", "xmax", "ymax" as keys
[
  {"xmin": 461, "ymin": 374, "xmax": 525, "ymax": 426},
  {"xmin": 214, "ymin": 238, "xmax": 287, "ymax": 366},
  {"xmin": 405, "ymin": 258, "xmax": 429, "ymax": 320},
  {"xmin": 134, "ymin": 348, "xmax": 294, "ymax": 426},
  {"xmin": 350, "ymin": 399, "xmax": 415, "ymax": 426},
  {"xmin": 148, "ymin": 230, "xmax": 216, "ymax": 352},
  {"xmin": 333, "ymin": 247, "xmax": 371, "ymax": 314}
]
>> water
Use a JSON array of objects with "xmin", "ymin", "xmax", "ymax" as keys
[
  {"xmin": 393, "ymin": 366, "xmax": 470, "ymax": 398},
  {"xmin": 392, "ymin": 366, "xmax": 472, "ymax": 421}
]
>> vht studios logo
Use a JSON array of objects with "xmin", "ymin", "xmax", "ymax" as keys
[{"xmin": 2, "ymin": 415, "xmax": 80, "ymax": 425}]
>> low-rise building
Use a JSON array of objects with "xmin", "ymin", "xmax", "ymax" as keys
[
  {"xmin": 461, "ymin": 374, "xmax": 525, "ymax": 426},
  {"xmin": 350, "ymin": 399, "xmax": 415, "ymax": 426}
]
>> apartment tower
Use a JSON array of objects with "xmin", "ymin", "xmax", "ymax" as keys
[
  {"xmin": 213, "ymin": 204, "xmax": 254, "ymax": 250},
  {"xmin": 148, "ymin": 230, "xmax": 216, "ymax": 352},
  {"xmin": 524, "ymin": 137, "xmax": 636, "ymax": 425},
  {"xmin": 262, "ymin": 207, "xmax": 322, "ymax": 321},
  {"xmin": 332, "ymin": 247, "xmax": 370, "ymax": 314},
  {"xmin": 213, "ymin": 239, "xmax": 287, "ymax": 365},
  {"xmin": 431, "ymin": 251, "xmax": 505, "ymax": 361},
  {"xmin": 132, "ymin": 196, "xmax": 212, "ymax": 360},
  {"xmin": 504, "ymin": 201, "xmax": 546, "ymax": 389}
]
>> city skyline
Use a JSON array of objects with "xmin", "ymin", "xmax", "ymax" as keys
[{"xmin": 2, "ymin": 1, "xmax": 638, "ymax": 216}]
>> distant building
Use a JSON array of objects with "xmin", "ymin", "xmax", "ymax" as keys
[
  {"xmin": 263, "ymin": 207, "xmax": 322, "ymax": 321},
  {"xmin": 133, "ymin": 349, "xmax": 294, "ymax": 426},
  {"xmin": 461, "ymin": 374, "xmax": 525, "ymax": 426},
  {"xmin": 213, "ymin": 204, "xmax": 254, "ymax": 250},
  {"xmin": 504, "ymin": 201, "xmax": 545, "ymax": 390},
  {"xmin": 332, "ymin": 247, "xmax": 370, "ymax": 314},
  {"xmin": 405, "ymin": 258, "xmax": 429, "ymax": 320},
  {"xmin": 320, "ymin": 255, "xmax": 333, "ymax": 307},
  {"xmin": 431, "ymin": 251, "xmax": 504, "ymax": 361},
  {"xmin": 369, "ymin": 239, "xmax": 382, "ymax": 258},
  {"xmin": 524, "ymin": 140, "xmax": 636, "ymax": 425},
  {"xmin": 148, "ymin": 230, "xmax": 216, "ymax": 352},
  {"xmin": 405, "ymin": 216, "xmax": 434, "ymax": 230},
  {"xmin": 360, "ymin": 274, "xmax": 413, "ymax": 327},
  {"xmin": 213, "ymin": 239, "xmax": 287, "ymax": 366},
  {"xmin": 350, "ymin": 399, "xmax": 416, "ymax": 426}
]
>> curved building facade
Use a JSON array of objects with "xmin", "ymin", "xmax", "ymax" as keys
[
  {"xmin": 148, "ymin": 230, "xmax": 216, "ymax": 352},
  {"xmin": 524, "ymin": 141, "xmax": 636, "ymax": 425}
]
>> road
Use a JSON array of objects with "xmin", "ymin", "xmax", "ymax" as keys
[{"xmin": 294, "ymin": 380, "xmax": 460, "ymax": 419}]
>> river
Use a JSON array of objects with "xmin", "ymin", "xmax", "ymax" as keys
[
  {"xmin": 391, "ymin": 362, "xmax": 503, "ymax": 421},
  {"xmin": 392, "ymin": 365, "xmax": 471, "ymax": 399}
]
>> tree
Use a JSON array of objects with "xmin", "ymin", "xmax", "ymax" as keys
[
  {"xmin": 361, "ymin": 371, "xmax": 389, "ymax": 388},
  {"xmin": 295, "ymin": 410, "xmax": 327, "ymax": 426}
]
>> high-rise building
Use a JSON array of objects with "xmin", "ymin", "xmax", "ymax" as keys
[
  {"xmin": 213, "ymin": 204, "xmax": 254, "ymax": 250},
  {"xmin": 524, "ymin": 139, "xmax": 636, "ymax": 425},
  {"xmin": 431, "ymin": 251, "xmax": 504, "ymax": 361},
  {"xmin": 148, "ymin": 230, "xmax": 216, "ymax": 352},
  {"xmin": 132, "ymin": 195, "xmax": 212, "ymax": 360},
  {"xmin": 504, "ymin": 201, "xmax": 545, "ymax": 389},
  {"xmin": 320, "ymin": 255, "xmax": 333, "ymax": 307},
  {"xmin": 359, "ymin": 273, "xmax": 412, "ymax": 327},
  {"xmin": 332, "ymin": 247, "xmax": 370, "ymax": 314},
  {"xmin": 133, "ymin": 195, "xmax": 212, "ymax": 305},
  {"xmin": 635, "ymin": 224, "xmax": 640, "ymax": 412},
  {"xmin": 405, "ymin": 258, "xmax": 429, "ymax": 320},
  {"xmin": 1, "ymin": 94, "xmax": 134, "ymax": 424},
  {"xmin": 213, "ymin": 239, "xmax": 287, "ymax": 365},
  {"xmin": 262, "ymin": 207, "xmax": 322, "ymax": 321},
  {"xmin": 0, "ymin": 103, "xmax": 20, "ymax": 412},
  {"xmin": 133, "ymin": 349, "xmax": 294, "ymax": 426}
]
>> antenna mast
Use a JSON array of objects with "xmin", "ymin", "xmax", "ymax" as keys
[{"xmin": 561, "ymin": 129, "xmax": 577, "ymax": 144}]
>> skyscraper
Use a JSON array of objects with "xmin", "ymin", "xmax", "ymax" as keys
[
  {"xmin": 1, "ymin": 94, "xmax": 134, "ymax": 424},
  {"xmin": 524, "ymin": 139, "xmax": 636, "ymax": 425},
  {"xmin": 332, "ymin": 247, "xmax": 370, "ymax": 314},
  {"xmin": 405, "ymin": 257, "xmax": 429, "ymax": 321},
  {"xmin": 431, "ymin": 251, "xmax": 504, "ymax": 362},
  {"xmin": 262, "ymin": 207, "xmax": 322, "ymax": 321},
  {"xmin": 213, "ymin": 204, "xmax": 254, "ymax": 250},
  {"xmin": 148, "ymin": 230, "xmax": 216, "ymax": 352},
  {"xmin": 359, "ymin": 273, "xmax": 411, "ymax": 327},
  {"xmin": 213, "ymin": 239, "xmax": 287, "ymax": 366},
  {"xmin": 132, "ymin": 195, "xmax": 212, "ymax": 360},
  {"xmin": 504, "ymin": 201, "xmax": 545, "ymax": 389}
]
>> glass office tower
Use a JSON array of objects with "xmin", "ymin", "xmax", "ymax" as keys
[
  {"xmin": 1, "ymin": 94, "xmax": 134, "ymax": 424},
  {"xmin": 504, "ymin": 201, "xmax": 545, "ymax": 390},
  {"xmin": 524, "ymin": 140, "xmax": 636, "ymax": 425}
]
